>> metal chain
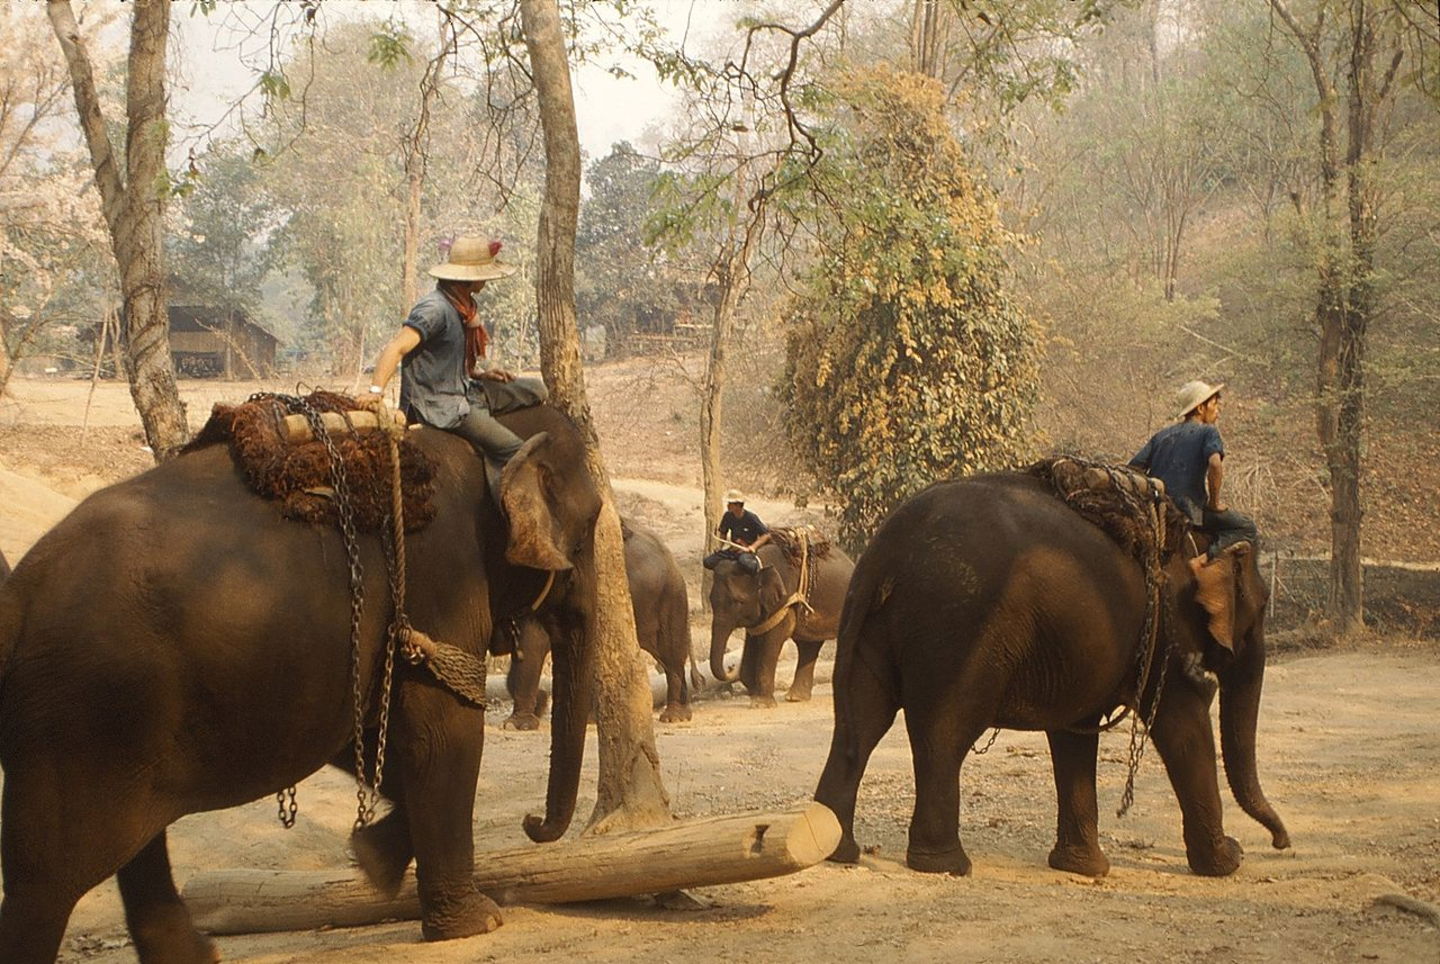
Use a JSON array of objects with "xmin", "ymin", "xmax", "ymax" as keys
[
  {"xmin": 970, "ymin": 728, "xmax": 1002, "ymax": 755},
  {"xmin": 1117, "ymin": 489, "xmax": 1172, "ymax": 817},
  {"xmin": 283, "ymin": 395, "xmax": 383, "ymax": 831},
  {"xmin": 275, "ymin": 786, "xmax": 297, "ymax": 829}
]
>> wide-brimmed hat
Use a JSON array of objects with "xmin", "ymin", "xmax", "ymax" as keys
[
  {"xmin": 428, "ymin": 236, "xmax": 517, "ymax": 282},
  {"xmin": 1176, "ymin": 380, "xmax": 1225, "ymax": 419},
  {"xmin": 724, "ymin": 489, "xmax": 745, "ymax": 504}
]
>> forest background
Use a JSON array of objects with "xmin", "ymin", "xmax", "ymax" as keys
[{"xmin": 1, "ymin": 0, "xmax": 1437, "ymax": 636}]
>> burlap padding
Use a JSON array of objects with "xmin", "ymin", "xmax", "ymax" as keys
[
  {"xmin": 185, "ymin": 390, "xmax": 438, "ymax": 532},
  {"xmin": 768, "ymin": 526, "xmax": 833, "ymax": 568},
  {"xmin": 1027, "ymin": 457, "xmax": 1189, "ymax": 566}
]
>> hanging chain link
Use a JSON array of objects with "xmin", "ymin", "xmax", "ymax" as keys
[
  {"xmin": 970, "ymin": 728, "xmax": 1002, "ymax": 756},
  {"xmin": 1116, "ymin": 484, "xmax": 1173, "ymax": 817},
  {"xmin": 275, "ymin": 786, "xmax": 298, "ymax": 829}
]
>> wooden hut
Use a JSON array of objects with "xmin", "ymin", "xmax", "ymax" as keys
[{"xmin": 168, "ymin": 306, "xmax": 278, "ymax": 378}]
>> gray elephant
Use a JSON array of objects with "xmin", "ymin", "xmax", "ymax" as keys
[
  {"xmin": 814, "ymin": 471, "xmax": 1290, "ymax": 878},
  {"xmin": 0, "ymin": 404, "xmax": 603, "ymax": 962},
  {"xmin": 708, "ymin": 531, "xmax": 854, "ymax": 707},
  {"xmin": 506, "ymin": 517, "xmax": 693, "ymax": 727}
]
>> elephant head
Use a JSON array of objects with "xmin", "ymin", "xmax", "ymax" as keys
[
  {"xmin": 1169, "ymin": 541, "xmax": 1291, "ymax": 850},
  {"xmin": 707, "ymin": 556, "xmax": 786, "ymax": 683},
  {"xmin": 493, "ymin": 423, "xmax": 604, "ymax": 843}
]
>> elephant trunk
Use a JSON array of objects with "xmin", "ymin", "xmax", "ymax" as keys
[
  {"xmin": 710, "ymin": 620, "xmax": 740, "ymax": 683},
  {"xmin": 1218, "ymin": 625, "xmax": 1291, "ymax": 850},
  {"xmin": 524, "ymin": 570, "xmax": 596, "ymax": 844}
]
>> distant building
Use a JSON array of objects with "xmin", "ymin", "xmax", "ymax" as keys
[{"xmin": 168, "ymin": 305, "xmax": 278, "ymax": 378}]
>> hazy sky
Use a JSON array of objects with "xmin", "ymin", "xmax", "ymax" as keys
[{"xmin": 165, "ymin": 0, "xmax": 730, "ymax": 161}]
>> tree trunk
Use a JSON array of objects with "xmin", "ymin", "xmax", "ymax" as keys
[
  {"xmin": 518, "ymin": 0, "xmax": 671, "ymax": 834},
  {"xmin": 48, "ymin": 0, "xmax": 187, "ymax": 461}
]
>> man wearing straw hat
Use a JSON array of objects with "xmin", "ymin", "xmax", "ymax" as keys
[
  {"xmin": 367, "ymin": 236, "xmax": 547, "ymax": 470},
  {"xmin": 703, "ymin": 489, "xmax": 772, "ymax": 574},
  {"xmin": 1130, "ymin": 379, "xmax": 1258, "ymax": 563}
]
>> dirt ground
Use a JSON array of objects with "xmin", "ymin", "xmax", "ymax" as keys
[{"xmin": 2, "ymin": 371, "xmax": 1438, "ymax": 963}]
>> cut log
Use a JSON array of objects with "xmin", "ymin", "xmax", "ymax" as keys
[
  {"xmin": 282, "ymin": 409, "xmax": 407, "ymax": 443},
  {"xmin": 182, "ymin": 801, "xmax": 840, "ymax": 936}
]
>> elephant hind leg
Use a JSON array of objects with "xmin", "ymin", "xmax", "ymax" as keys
[
  {"xmin": 117, "ymin": 831, "xmax": 219, "ymax": 963},
  {"xmin": 813, "ymin": 651, "xmax": 899, "ymax": 864},
  {"xmin": 657, "ymin": 664, "xmax": 692, "ymax": 723},
  {"xmin": 1045, "ymin": 729, "xmax": 1110, "ymax": 877},
  {"xmin": 903, "ymin": 698, "xmax": 983, "ymax": 876}
]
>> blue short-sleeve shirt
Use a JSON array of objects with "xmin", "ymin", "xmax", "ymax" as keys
[
  {"xmin": 399, "ymin": 289, "xmax": 471, "ymax": 429},
  {"xmin": 1130, "ymin": 420, "xmax": 1225, "ymax": 522}
]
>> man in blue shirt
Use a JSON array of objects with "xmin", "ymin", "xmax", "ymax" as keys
[
  {"xmin": 703, "ymin": 490, "xmax": 772, "ymax": 574},
  {"xmin": 1130, "ymin": 380, "xmax": 1258, "ymax": 562}
]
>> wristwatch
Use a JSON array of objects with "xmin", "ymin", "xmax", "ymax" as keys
[{"xmin": 367, "ymin": 385, "xmax": 384, "ymax": 395}]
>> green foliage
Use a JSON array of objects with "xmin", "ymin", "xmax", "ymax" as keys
[
  {"xmin": 366, "ymin": 25, "xmax": 414, "ymax": 70},
  {"xmin": 781, "ymin": 66, "xmax": 1041, "ymax": 552}
]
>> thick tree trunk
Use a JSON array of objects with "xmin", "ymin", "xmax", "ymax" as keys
[
  {"xmin": 518, "ymin": 0, "xmax": 670, "ymax": 835},
  {"xmin": 48, "ymin": 0, "xmax": 187, "ymax": 461}
]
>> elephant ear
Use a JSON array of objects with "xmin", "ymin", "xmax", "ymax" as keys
[
  {"xmin": 500, "ymin": 432, "xmax": 572, "ymax": 571},
  {"xmin": 1188, "ymin": 542, "xmax": 1252, "ymax": 654},
  {"xmin": 757, "ymin": 563, "xmax": 788, "ymax": 614}
]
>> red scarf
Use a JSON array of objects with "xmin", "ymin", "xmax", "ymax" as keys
[{"xmin": 439, "ymin": 281, "xmax": 487, "ymax": 375}]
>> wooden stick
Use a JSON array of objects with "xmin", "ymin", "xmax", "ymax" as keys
[
  {"xmin": 181, "ymin": 801, "xmax": 840, "ymax": 936},
  {"xmin": 281, "ymin": 409, "xmax": 407, "ymax": 443}
]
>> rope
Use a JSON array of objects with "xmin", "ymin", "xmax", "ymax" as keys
[{"xmin": 747, "ymin": 529, "xmax": 813, "ymax": 638}]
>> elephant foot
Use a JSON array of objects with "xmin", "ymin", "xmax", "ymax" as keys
[
  {"xmin": 1187, "ymin": 835, "xmax": 1243, "ymax": 877},
  {"xmin": 503, "ymin": 712, "xmax": 541, "ymax": 731},
  {"xmin": 130, "ymin": 906, "xmax": 221, "ymax": 963},
  {"xmin": 1048, "ymin": 844, "xmax": 1110, "ymax": 878},
  {"xmin": 658, "ymin": 702, "xmax": 692, "ymax": 723},
  {"xmin": 420, "ymin": 890, "xmax": 504, "ymax": 941},
  {"xmin": 351, "ymin": 815, "xmax": 413, "ymax": 898},
  {"xmin": 828, "ymin": 835, "xmax": 861, "ymax": 864},
  {"xmin": 748, "ymin": 694, "xmax": 778, "ymax": 709},
  {"xmin": 784, "ymin": 688, "xmax": 813, "ymax": 703},
  {"xmin": 906, "ymin": 844, "xmax": 972, "ymax": 877}
]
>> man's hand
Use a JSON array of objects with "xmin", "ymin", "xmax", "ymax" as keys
[
  {"xmin": 477, "ymin": 367, "xmax": 515, "ymax": 383},
  {"xmin": 357, "ymin": 391, "xmax": 388, "ymax": 414}
]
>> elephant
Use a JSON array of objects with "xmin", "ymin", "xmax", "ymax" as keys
[
  {"xmin": 505, "ymin": 517, "xmax": 694, "ymax": 727},
  {"xmin": 708, "ymin": 534, "xmax": 854, "ymax": 707},
  {"xmin": 0, "ymin": 549, "xmax": 8, "ymax": 582},
  {"xmin": 0, "ymin": 403, "xmax": 603, "ymax": 962},
  {"xmin": 813, "ymin": 471, "xmax": 1291, "ymax": 879}
]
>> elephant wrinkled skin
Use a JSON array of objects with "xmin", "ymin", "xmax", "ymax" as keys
[
  {"xmin": 708, "ymin": 540, "xmax": 854, "ymax": 707},
  {"xmin": 814, "ymin": 473, "xmax": 1290, "ymax": 879},
  {"xmin": 505, "ymin": 517, "xmax": 693, "ymax": 727},
  {"xmin": 0, "ymin": 405, "xmax": 602, "ymax": 963}
]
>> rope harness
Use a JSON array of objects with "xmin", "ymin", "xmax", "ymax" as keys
[
  {"xmin": 746, "ymin": 529, "xmax": 816, "ymax": 639},
  {"xmin": 264, "ymin": 394, "xmax": 489, "ymax": 831}
]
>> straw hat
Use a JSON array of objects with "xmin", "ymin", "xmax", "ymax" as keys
[
  {"xmin": 724, "ymin": 489, "xmax": 745, "ymax": 504},
  {"xmin": 428, "ymin": 236, "xmax": 517, "ymax": 282},
  {"xmin": 1176, "ymin": 380, "xmax": 1224, "ymax": 419}
]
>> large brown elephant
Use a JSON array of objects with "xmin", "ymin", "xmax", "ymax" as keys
[
  {"xmin": 505, "ymin": 517, "xmax": 693, "ymax": 727},
  {"xmin": 708, "ymin": 535, "xmax": 854, "ymax": 707},
  {"xmin": 814, "ymin": 472, "xmax": 1290, "ymax": 878},
  {"xmin": 0, "ymin": 405, "xmax": 602, "ymax": 962}
]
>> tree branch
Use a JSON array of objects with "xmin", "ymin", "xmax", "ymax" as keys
[{"xmin": 45, "ymin": 0, "xmax": 125, "ymax": 233}]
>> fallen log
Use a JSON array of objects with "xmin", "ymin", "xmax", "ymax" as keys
[
  {"xmin": 281, "ymin": 409, "xmax": 406, "ymax": 443},
  {"xmin": 182, "ymin": 800, "xmax": 840, "ymax": 936}
]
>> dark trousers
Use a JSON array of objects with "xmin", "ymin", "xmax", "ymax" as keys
[
  {"xmin": 1202, "ymin": 507, "xmax": 1258, "ymax": 559},
  {"xmin": 447, "ymin": 376, "xmax": 548, "ymax": 465},
  {"xmin": 703, "ymin": 548, "xmax": 760, "ymax": 573}
]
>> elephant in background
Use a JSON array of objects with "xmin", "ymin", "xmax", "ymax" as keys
[
  {"xmin": 709, "ymin": 534, "xmax": 854, "ymax": 707},
  {"xmin": 0, "ymin": 404, "xmax": 603, "ymax": 962},
  {"xmin": 814, "ymin": 472, "xmax": 1290, "ymax": 878},
  {"xmin": 505, "ymin": 517, "xmax": 694, "ymax": 727}
]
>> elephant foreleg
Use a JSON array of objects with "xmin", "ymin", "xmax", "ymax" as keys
[
  {"xmin": 786, "ymin": 638, "xmax": 824, "ymax": 702},
  {"xmin": 1150, "ymin": 684, "xmax": 1243, "ymax": 877},
  {"xmin": 117, "ymin": 831, "xmax": 219, "ymax": 963},
  {"xmin": 392, "ymin": 686, "xmax": 503, "ymax": 940},
  {"xmin": 1045, "ymin": 729, "xmax": 1109, "ymax": 877},
  {"xmin": 743, "ymin": 629, "xmax": 788, "ymax": 708},
  {"xmin": 504, "ymin": 620, "xmax": 550, "ymax": 731},
  {"xmin": 657, "ymin": 658, "xmax": 692, "ymax": 723}
]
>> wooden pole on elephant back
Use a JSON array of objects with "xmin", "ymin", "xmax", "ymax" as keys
[
  {"xmin": 180, "ymin": 802, "xmax": 841, "ymax": 936},
  {"xmin": 518, "ymin": 0, "xmax": 671, "ymax": 834}
]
